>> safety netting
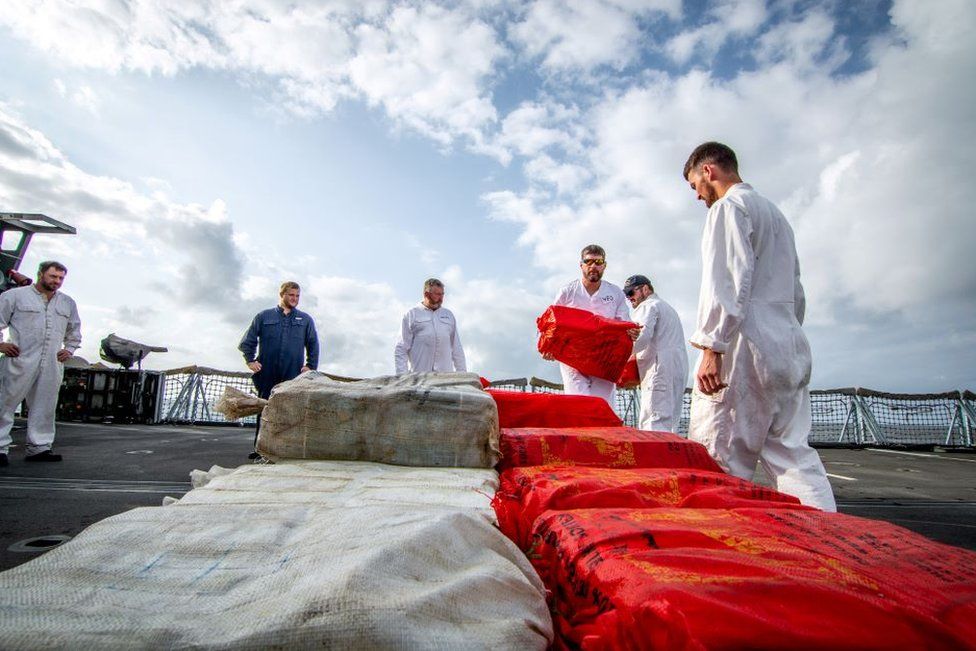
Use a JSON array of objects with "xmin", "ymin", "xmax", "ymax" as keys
[{"xmin": 158, "ymin": 369, "xmax": 974, "ymax": 448}]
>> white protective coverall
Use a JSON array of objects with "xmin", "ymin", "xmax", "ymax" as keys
[
  {"xmin": 688, "ymin": 182, "xmax": 836, "ymax": 511},
  {"xmin": 631, "ymin": 294, "xmax": 689, "ymax": 433},
  {"xmin": 552, "ymin": 279, "xmax": 630, "ymax": 406},
  {"xmin": 394, "ymin": 304, "xmax": 466, "ymax": 374},
  {"xmin": 0, "ymin": 285, "xmax": 82, "ymax": 455}
]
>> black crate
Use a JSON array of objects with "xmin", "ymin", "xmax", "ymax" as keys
[{"xmin": 56, "ymin": 369, "xmax": 164, "ymax": 424}]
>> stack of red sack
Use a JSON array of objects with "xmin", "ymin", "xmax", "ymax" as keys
[
  {"xmin": 531, "ymin": 507, "xmax": 976, "ymax": 650},
  {"xmin": 485, "ymin": 395, "xmax": 976, "ymax": 649}
]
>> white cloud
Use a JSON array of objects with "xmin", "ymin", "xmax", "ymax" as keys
[
  {"xmin": 512, "ymin": 0, "xmax": 679, "ymax": 72},
  {"xmin": 0, "ymin": 104, "xmax": 260, "ymax": 368},
  {"xmin": 2, "ymin": 0, "xmax": 973, "ymax": 391},
  {"xmin": 494, "ymin": 100, "xmax": 585, "ymax": 158},
  {"xmin": 480, "ymin": 0, "xmax": 976, "ymax": 389},
  {"xmin": 754, "ymin": 9, "xmax": 847, "ymax": 72},
  {"xmin": 664, "ymin": 0, "xmax": 767, "ymax": 65},
  {"xmin": 349, "ymin": 4, "xmax": 504, "ymax": 145},
  {"xmin": 0, "ymin": 1, "xmax": 504, "ymax": 147},
  {"xmin": 524, "ymin": 154, "xmax": 591, "ymax": 194}
]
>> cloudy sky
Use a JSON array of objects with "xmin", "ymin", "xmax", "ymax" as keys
[{"xmin": 0, "ymin": 0, "xmax": 973, "ymax": 392}]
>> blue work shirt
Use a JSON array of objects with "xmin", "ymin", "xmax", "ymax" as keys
[{"xmin": 238, "ymin": 306, "xmax": 319, "ymax": 398}]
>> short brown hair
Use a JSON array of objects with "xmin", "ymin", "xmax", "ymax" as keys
[
  {"xmin": 279, "ymin": 281, "xmax": 300, "ymax": 295},
  {"xmin": 580, "ymin": 244, "xmax": 605, "ymax": 260},
  {"xmin": 683, "ymin": 142, "xmax": 738, "ymax": 179},
  {"xmin": 38, "ymin": 260, "xmax": 67, "ymax": 275},
  {"xmin": 423, "ymin": 278, "xmax": 444, "ymax": 292}
]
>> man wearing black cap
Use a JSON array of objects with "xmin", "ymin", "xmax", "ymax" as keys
[{"xmin": 623, "ymin": 275, "xmax": 689, "ymax": 433}]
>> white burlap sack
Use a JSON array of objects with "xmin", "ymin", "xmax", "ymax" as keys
[
  {"xmin": 0, "ymin": 470, "xmax": 551, "ymax": 649},
  {"xmin": 178, "ymin": 460, "xmax": 498, "ymax": 518},
  {"xmin": 257, "ymin": 372, "xmax": 499, "ymax": 467},
  {"xmin": 213, "ymin": 386, "xmax": 267, "ymax": 420},
  {"xmin": 189, "ymin": 464, "xmax": 236, "ymax": 489}
]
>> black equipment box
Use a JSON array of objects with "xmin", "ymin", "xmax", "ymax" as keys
[{"xmin": 57, "ymin": 369, "xmax": 165, "ymax": 424}]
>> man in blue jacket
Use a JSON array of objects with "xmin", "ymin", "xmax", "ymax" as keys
[{"xmin": 239, "ymin": 281, "xmax": 319, "ymax": 457}]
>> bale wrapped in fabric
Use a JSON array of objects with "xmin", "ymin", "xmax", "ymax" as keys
[
  {"xmin": 530, "ymin": 507, "xmax": 976, "ymax": 651},
  {"xmin": 616, "ymin": 356, "xmax": 640, "ymax": 388},
  {"xmin": 179, "ymin": 460, "xmax": 500, "ymax": 518},
  {"xmin": 493, "ymin": 466, "xmax": 804, "ymax": 550},
  {"xmin": 497, "ymin": 426, "xmax": 722, "ymax": 473},
  {"xmin": 0, "ymin": 504, "xmax": 553, "ymax": 649},
  {"xmin": 487, "ymin": 389, "xmax": 622, "ymax": 429},
  {"xmin": 214, "ymin": 385, "xmax": 267, "ymax": 419},
  {"xmin": 537, "ymin": 305, "xmax": 637, "ymax": 381},
  {"xmin": 257, "ymin": 372, "xmax": 500, "ymax": 468}
]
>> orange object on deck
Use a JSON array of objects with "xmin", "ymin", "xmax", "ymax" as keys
[
  {"xmin": 537, "ymin": 305, "xmax": 637, "ymax": 381},
  {"xmin": 487, "ymin": 389, "xmax": 622, "ymax": 429},
  {"xmin": 532, "ymin": 507, "xmax": 976, "ymax": 650},
  {"xmin": 497, "ymin": 426, "xmax": 722, "ymax": 473},
  {"xmin": 616, "ymin": 356, "xmax": 640, "ymax": 388},
  {"xmin": 493, "ymin": 466, "xmax": 804, "ymax": 550}
]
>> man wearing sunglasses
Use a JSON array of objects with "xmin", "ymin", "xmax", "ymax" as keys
[
  {"xmin": 683, "ymin": 141, "xmax": 835, "ymax": 511},
  {"xmin": 547, "ymin": 244, "xmax": 633, "ymax": 406},
  {"xmin": 622, "ymin": 275, "xmax": 689, "ymax": 433}
]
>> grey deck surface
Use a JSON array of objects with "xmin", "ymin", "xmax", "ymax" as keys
[{"xmin": 0, "ymin": 421, "xmax": 973, "ymax": 571}]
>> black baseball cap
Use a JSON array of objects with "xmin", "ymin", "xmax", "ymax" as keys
[{"xmin": 623, "ymin": 275, "xmax": 651, "ymax": 295}]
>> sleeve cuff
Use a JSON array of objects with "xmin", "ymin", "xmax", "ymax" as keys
[{"xmin": 689, "ymin": 335, "xmax": 729, "ymax": 354}]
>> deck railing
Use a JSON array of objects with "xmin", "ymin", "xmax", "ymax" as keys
[{"xmin": 160, "ymin": 368, "xmax": 975, "ymax": 448}]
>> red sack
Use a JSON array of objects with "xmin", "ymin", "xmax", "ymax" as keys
[
  {"xmin": 487, "ymin": 389, "xmax": 622, "ymax": 429},
  {"xmin": 493, "ymin": 466, "xmax": 804, "ymax": 550},
  {"xmin": 537, "ymin": 305, "xmax": 637, "ymax": 381},
  {"xmin": 616, "ymin": 356, "xmax": 640, "ymax": 388},
  {"xmin": 531, "ymin": 508, "xmax": 976, "ymax": 651},
  {"xmin": 497, "ymin": 426, "xmax": 722, "ymax": 473}
]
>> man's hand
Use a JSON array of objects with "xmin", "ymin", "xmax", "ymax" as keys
[
  {"xmin": 627, "ymin": 326, "xmax": 641, "ymax": 342},
  {"xmin": 247, "ymin": 361, "xmax": 262, "ymax": 373},
  {"xmin": 56, "ymin": 349, "xmax": 72, "ymax": 363},
  {"xmin": 0, "ymin": 343, "xmax": 20, "ymax": 357},
  {"xmin": 300, "ymin": 366, "xmax": 311, "ymax": 373},
  {"xmin": 696, "ymin": 348, "xmax": 727, "ymax": 395},
  {"xmin": 541, "ymin": 352, "xmax": 555, "ymax": 361}
]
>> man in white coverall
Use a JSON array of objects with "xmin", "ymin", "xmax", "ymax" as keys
[
  {"xmin": 683, "ymin": 142, "xmax": 835, "ymax": 511},
  {"xmin": 547, "ymin": 244, "xmax": 636, "ymax": 407},
  {"xmin": 394, "ymin": 278, "xmax": 466, "ymax": 374},
  {"xmin": 623, "ymin": 274, "xmax": 689, "ymax": 433},
  {"xmin": 0, "ymin": 261, "xmax": 81, "ymax": 466}
]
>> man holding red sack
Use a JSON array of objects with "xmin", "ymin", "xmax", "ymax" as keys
[
  {"xmin": 546, "ymin": 245, "xmax": 636, "ymax": 406},
  {"xmin": 683, "ymin": 142, "xmax": 835, "ymax": 511},
  {"xmin": 623, "ymin": 274, "xmax": 689, "ymax": 433}
]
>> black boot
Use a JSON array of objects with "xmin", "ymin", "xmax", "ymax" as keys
[{"xmin": 25, "ymin": 450, "xmax": 63, "ymax": 462}]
